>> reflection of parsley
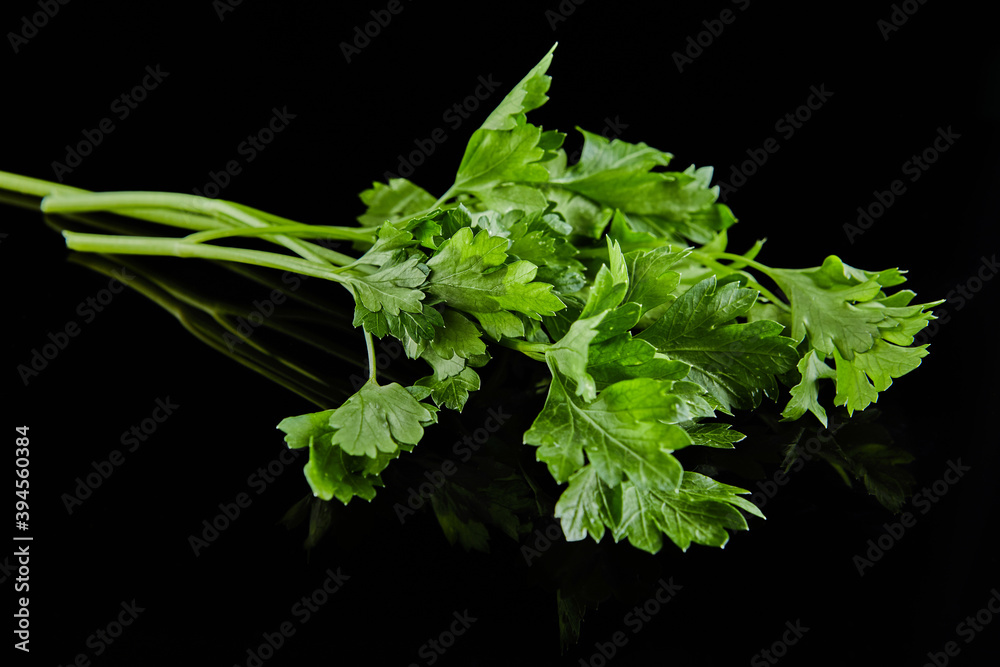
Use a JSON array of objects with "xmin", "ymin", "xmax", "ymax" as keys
[{"xmin": 1, "ymin": 43, "xmax": 938, "ymax": 554}]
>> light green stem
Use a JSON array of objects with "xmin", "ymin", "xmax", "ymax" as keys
[
  {"xmin": 429, "ymin": 185, "xmax": 457, "ymax": 210},
  {"xmin": 497, "ymin": 336, "xmax": 549, "ymax": 362},
  {"xmin": 183, "ymin": 225, "xmax": 371, "ymax": 266},
  {"xmin": 184, "ymin": 224, "xmax": 374, "ymax": 244},
  {"xmin": 62, "ymin": 231, "xmax": 353, "ymax": 283},
  {"xmin": 364, "ymin": 328, "xmax": 378, "ymax": 383},
  {"xmin": 699, "ymin": 251, "xmax": 773, "ymax": 275},
  {"xmin": 692, "ymin": 250, "xmax": 790, "ymax": 311},
  {"xmin": 0, "ymin": 170, "xmax": 89, "ymax": 198},
  {"xmin": 43, "ymin": 191, "xmax": 337, "ymax": 266},
  {"xmin": 0, "ymin": 171, "xmax": 221, "ymax": 230}
]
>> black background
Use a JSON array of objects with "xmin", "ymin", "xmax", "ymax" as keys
[{"xmin": 4, "ymin": 1, "xmax": 999, "ymax": 665}]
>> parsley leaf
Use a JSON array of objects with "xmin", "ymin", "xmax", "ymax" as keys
[
  {"xmin": 524, "ymin": 371, "xmax": 691, "ymax": 492},
  {"xmin": 453, "ymin": 124, "xmax": 550, "ymax": 200},
  {"xmin": 555, "ymin": 466, "xmax": 620, "ymax": 543},
  {"xmin": 781, "ymin": 349, "xmax": 838, "ymax": 426},
  {"xmin": 637, "ymin": 277, "xmax": 799, "ymax": 411},
  {"xmin": 357, "ymin": 178, "xmax": 436, "ymax": 227},
  {"xmin": 425, "ymin": 226, "xmax": 564, "ymax": 321},
  {"xmin": 427, "ymin": 309, "xmax": 488, "ymax": 360},
  {"xmin": 622, "ymin": 244, "xmax": 686, "ymax": 314},
  {"xmin": 352, "ymin": 302, "xmax": 443, "ymax": 348},
  {"xmin": 759, "ymin": 256, "xmax": 942, "ymax": 420},
  {"xmin": 833, "ymin": 340, "xmax": 929, "ymax": 415},
  {"xmin": 545, "ymin": 311, "xmax": 608, "ymax": 402},
  {"xmin": 766, "ymin": 256, "xmax": 889, "ymax": 359},
  {"xmin": 480, "ymin": 43, "xmax": 557, "ymax": 131},
  {"xmin": 278, "ymin": 406, "xmax": 415, "ymax": 504},
  {"xmin": 328, "ymin": 380, "xmax": 436, "ymax": 458},
  {"xmin": 416, "ymin": 347, "xmax": 483, "ymax": 412},
  {"xmin": 614, "ymin": 472, "xmax": 764, "ymax": 553},
  {"xmin": 555, "ymin": 468, "xmax": 763, "ymax": 553},
  {"xmin": 340, "ymin": 255, "xmax": 427, "ymax": 318},
  {"xmin": 550, "ymin": 130, "xmax": 735, "ymax": 244}
]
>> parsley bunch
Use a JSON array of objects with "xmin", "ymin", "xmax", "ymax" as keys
[{"xmin": 0, "ymin": 44, "xmax": 940, "ymax": 554}]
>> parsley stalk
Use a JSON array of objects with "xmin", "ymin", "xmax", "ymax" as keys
[
  {"xmin": 690, "ymin": 249, "xmax": 791, "ymax": 311},
  {"xmin": 495, "ymin": 337, "xmax": 549, "ymax": 362},
  {"xmin": 61, "ymin": 231, "xmax": 354, "ymax": 280},
  {"xmin": 364, "ymin": 327, "xmax": 378, "ymax": 384}
]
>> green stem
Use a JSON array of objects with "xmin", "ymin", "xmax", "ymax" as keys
[
  {"xmin": 692, "ymin": 250, "xmax": 790, "ymax": 311},
  {"xmin": 208, "ymin": 200, "xmax": 340, "ymax": 267},
  {"xmin": 43, "ymin": 191, "xmax": 339, "ymax": 266},
  {"xmin": 62, "ymin": 231, "xmax": 354, "ymax": 283},
  {"xmin": 497, "ymin": 336, "xmax": 549, "ymax": 362},
  {"xmin": 0, "ymin": 170, "xmax": 89, "ymax": 198},
  {"xmin": 42, "ymin": 190, "xmax": 215, "ymax": 215},
  {"xmin": 184, "ymin": 225, "xmax": 371, "ymax": 266},
  {"xmin": 429, "ymin": 185, "xmax": 457, "ymax": 210},
  {"xmin": 698, "ymin": 250, "xmax": 773, "ymax": 276},
  {"xmin": 575, "ymin": 239, "xmax": 675, "ymax": 260},
  {"xmin": 0, "ymin": 171, "xmax": 223, "ymax": 230},
  {"xmin": 364, "ymin": 328, "xmax": 378, "ymax": 383}
]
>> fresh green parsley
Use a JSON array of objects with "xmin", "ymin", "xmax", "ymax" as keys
[{"xmin": 0, "ymin": 43, "xmax": 941, "ymax": 554}]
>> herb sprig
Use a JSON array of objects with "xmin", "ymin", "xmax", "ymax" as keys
[{"xmin": 0, "ymin": 43, "xmax": 941, "ymax": 553}]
